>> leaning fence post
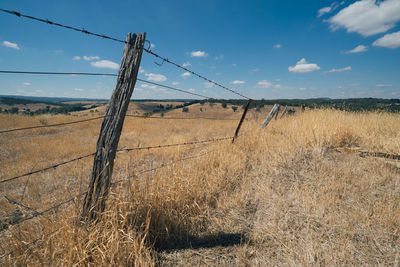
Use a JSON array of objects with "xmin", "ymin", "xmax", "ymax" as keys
[
  {"xmin": 261, "ymin": 104, "xmax": 280, "ymax": 128},
  {"xmin": 280, "ymin": 105, "xmax": 288, "ymax": 119},
  {"xmin": 232, "ymin": 99, "xmax": 252, "ymax": 143},
  {"xmin": 81, "ymin": 32, "xmax": 146, "ymax": 222}
]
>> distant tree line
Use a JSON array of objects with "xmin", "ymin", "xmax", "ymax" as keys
[{"xmin": 202, "ymin": 98, "xmax": 400, "ymax": 113}]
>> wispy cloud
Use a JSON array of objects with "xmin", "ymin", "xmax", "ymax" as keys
[
  {"xmin": 204, "ymin": 82, "xmax": 214, "ymax": 88},
  {"xmin": 373, "ymin": 31, "xmax": 400, "ymax": 48},
  {"xmin": 345, "ymin": 45, "xmax": 367, "ymax": 54},
  {"xmin": 327, "ymin": 66, "xmax": 352, "ymax": 73},
  {"xmin": 190, "ymin": 51, "xmax": 209, "ymax": 57},
  {"xmin": 215, "ymin": 55, "xmax": 224, "ymax": 60},
  {"xmin": 23, "ymin": 82, "xmax": 31, "ymax": 86},
  {"xmin": 172, "ymin": 81, "xmax": 180, "ymax": 85},
  {"xmin": 274, "ymin": 44, "xmax": 282, "ymax": 48},
  {"xmin": 2, "ymin": 41, "xmax": 20, "ymax": 50},
  {"xmin": 376, "ymin": 84, "xmax": 392, "ymax": 87},
  {"xmin": 250, "ymin": 68, "xmax": 260, "ymax": 73},
  {"xmin": 288, "ymin": 58, "xmax": 320, "ymax": 73},
  {"xmin": 231, "ymin": 80, "xmax": 245, "ymax": 85},
  {"xmin": 90, "ymin": 60, "xmax": 119, "ymax": 70},
  {"xmin": 181, "ymin": 72, "xmax": 191, "ymax": 78},
  {"xmin": 256, "ymin": 80, "xmax": 284, "ymax": 89},
  {"xmin": 73, "ymin": 56, "xmax": 81, "ymax": 60},
  {"xmin": 182, "ymin": 62, "xmax": 191, "ymax": 67},
  {"xmin": 83, "ymin": 56, "xmax": 100, "ymax": 61},
  {"xmin": 232, "ymin": 64, "xmax": 237, "ymax": 67},
  {"xmin": 145, "ymin": 73, "xmax": 167, "ymax": 82}
]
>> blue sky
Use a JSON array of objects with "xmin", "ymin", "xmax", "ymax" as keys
[{"xmin": 0, "ymin": 0, "xmax": 399, "ymax": 100}]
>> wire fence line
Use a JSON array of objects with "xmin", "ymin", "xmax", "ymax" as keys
[
  {"xmin": 0, "ymin": 112, "xmax": 237, "ymax": 135},
  {"xmin": 0, "ymin": 70, "xmax": 213, "ymax": 99},
  {"xmin": 0, "ymin": 136, "xmax": 232, "ymax": 185},
  {"xmin": 0, "ymin": 147, "xmax": 217, "ymax": 258},
  {"xmin": 0, "ymin": 116, "xmax": 105, "ymax": 134},
  {"xmin": 0, "ymin": 8, "xmax": 252, "ymax": 100}
]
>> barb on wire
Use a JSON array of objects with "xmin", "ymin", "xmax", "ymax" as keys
[
  {"xmin": 0, "ymin": 8, "xmax": 251, "ymax": 100},
  {"xmin": 0, "ymin": 153, "xmax": 95, "ymax": 184},
  {"xmin": 0, "ymin": 116, "xmax": 105, "ymax": 134}
]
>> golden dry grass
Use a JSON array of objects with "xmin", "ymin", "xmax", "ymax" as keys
[{"xmin": 0, "ymin": 108, "xmax": 399, "ymax": 266}]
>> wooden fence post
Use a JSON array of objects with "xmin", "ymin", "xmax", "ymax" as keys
[
  {"xmin": 232, "ymin": 99, "xmax": 252, "ymax": 143},
  {"xmin": 274, "ymin": 104, "xmax": 281, "ymax": 120},
  {"xmin": 81, "ymin": 32, "xmax": 146, "ymax": 222},
  {"xmin": 280, "ymin": 105, "xmax": 288, "ymax": 119},
  {"xmin": 261, "ymin": 104, "xmax": 280, "ymax": 128}
]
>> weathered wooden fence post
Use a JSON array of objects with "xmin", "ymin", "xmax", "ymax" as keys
[
  {"xmin": 81, "ymin": 32, "xmax": 146, "ymax": 222},
  {"xmin": 261, "ymin": 104, "xmax": 280, "ymax": 128},
  {"xmin": 280, "ymin": 105, "xmax": 288, "ymax": 119},
  {"xmin": 232, "ymin": 99, "xmax": 252, "ymax": 143}
]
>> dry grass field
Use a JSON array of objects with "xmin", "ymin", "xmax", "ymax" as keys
[{"xmin": 0, "ymin": 106, "xmax": 399, "ymax": 266}]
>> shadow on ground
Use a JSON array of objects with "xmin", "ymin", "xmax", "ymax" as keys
[{"xmin": 156, "ymin": 232, "xmax": 247, "ymax": 252}]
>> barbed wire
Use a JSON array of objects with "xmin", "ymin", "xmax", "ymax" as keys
[
  {"xmin": 143, "ymin": 49, "xmax": 251, "ymax": 100},
  {"xmin": 0, "ymin": 136, "xmax": 231, "ymax": 185},
  {"xmin": 0, "ymin": 153, "xmax": 95, "ymax": 184},
  {"xmin": 0, "ymin": 70, "xmax": 213, "ymax": 99},
  {"xmin": 0, "ymin": 8, "xmax": 125, "ymax": 44},
  {"xmin": 117, "ymin": 136, "xmax": 231, "ymax": 153},
  {"xmin": 126, "ymin": 115, "xmax": 237, "ymax": 121},
  {"xmin": 0, "ymin": 8, "xmax": 252, "ymax": 100},
  {"xmin": 0, "ymin": 116, "xmax": 105, "ymax": 134},
  {"xmin": 0, "ymin": 148, "xmax": 216, "ymax": 258}
]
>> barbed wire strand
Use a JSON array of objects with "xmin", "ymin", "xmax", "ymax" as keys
[
  {"xmin": 0, "ymin": 9, "xmax": 251, "ymax": 100},
  {"xmin": 0, "ymin": 153, "xmax": 95, "ymax": 184},
  {"xmin": 0, "ymin": 136, "xmax": 231, "ymax": 184},
  {"xmin": 0, "ymin": 70, "xmax": 213, "ymax": 99},
  {"xmin": 0, "ymin": 116, "xmax": 105, "ymax": 134}
]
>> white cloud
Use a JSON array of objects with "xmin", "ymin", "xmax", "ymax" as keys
[
  {"xmin": 74, "ymin": 88, "xmax": 84, "ymax": 91},
  {"xmin": 141, "ymin": 84, "xmax": 156, "ymax": 89},
  {"xmin": 299, "ymin": 87, "xmax": 307, "ymax": 91},
  {"xmin": 172, "ymin": 81, "xmax": 180, "ymax": 85},
  {"xmin": 190, "ymin": 51, "xmax": 208, "ymax": 57},
  {"xmin": 256, "ymin": 80, "xmax": 273, "ymax": 88},
  {"xmin": 188, "ymin": 88, "xmax": 195, "ymax": 92},
  {"xmin": 23, "ymin": 82, "xmax": 31, "ymax": 86},
  {"xmin": 90, "ymin": 60, "xmax": 119, "ymax": 70},
  {"xmin": 231, "ymin": 80, "xmax": 245, "ymax": 85},
  {"xmin": 328, "ymin": 66, "xmax": 352, "ymax": 73},
  {"xmin": 250, "ymin": 68, "xmax": 260, "ymax": 73},
  {"xmin": 83, "ymin": 56, "xmax": 100, "ymax": 61},
  {"xmin": 274, "ymin": 44, "xmax": 282, "ymax": 49},
  {"xmin": 329, "ymin": 0, "xmax": 400, "ymax": 36},
  {"xmin": 215, "ymin": 55, "xmax": 224, "ymax": 60},
  {"xmin": 73, "ymin": 56, "xmax": 81, "ymax": 60},
  {"xmin": 345, "ymin": 45, "xmax": 368, "ymax": 53},
  {"xmin": 232, "ymin": 63, "xmax": 237, "ymax": 67},
  {"xmin": 2, "ymin": 41, "xmax": 20, "ymax": 50},
  {"xmin": 150, "ymin": 43, "xmax": 155, "ymax": 48},
  {"xmin": 182, "ymin": 62, "xmax": 191, "ymax": 67},
  {"xmin": 181, "ymin": 72, "xmax": 191, "ymax": 78},
  {"xmin": 145, "ymin": 73, "xmax": 167, "ymax": 82},
  {"xmin": 373, "ymin": 31, "xmax": 400, "ymax": 48},
  {"xmin": 288, "ymin": 58, "xmax": 320, "ymax": 73},
  {"xmin": 376, "ymin": 83, "xmax": 393, "ymax": 87},
  {"xmin": 139, "ymin": 68, "xmax": 145, "ymax": 73},
  {"xmin": 318, "ymin": 6, "xmax": 332, "ymax": 17},
  {"xmin": 204, "ymin": 82, "xmax": 214, "ymax": 88}
]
